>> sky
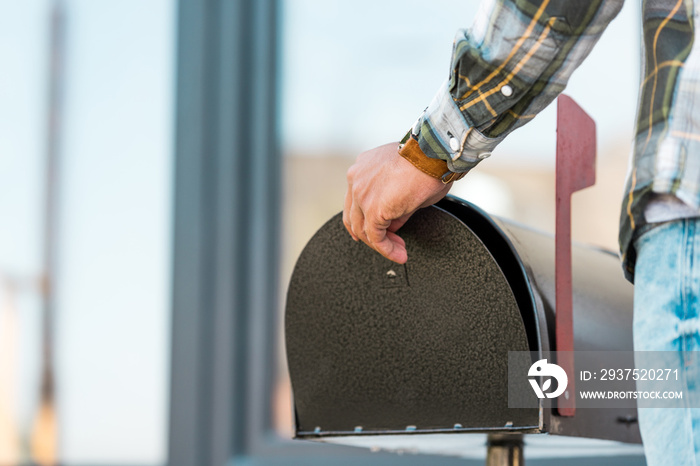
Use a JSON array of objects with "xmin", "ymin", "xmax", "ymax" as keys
[
  {"xmin": 0, "ymin": 0, "xmax": 173, "ymax": 463},
  {"xmin": 282, "ymin": 0, "xmax": 640, "ymax": 165}
]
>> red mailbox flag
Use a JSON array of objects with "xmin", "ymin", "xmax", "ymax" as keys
[{"xmin": 555, "ymin": 95, "xmax": 596, "ymax": 417}]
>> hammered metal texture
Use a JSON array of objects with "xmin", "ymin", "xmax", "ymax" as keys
[{"xmin": 286, "ymin": 206, "xmax": 537, "ymax": 434}]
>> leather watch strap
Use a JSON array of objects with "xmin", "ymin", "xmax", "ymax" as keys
[{"xmin": 398, "ymin": 136, "xmax": 466, "ymax": 184}]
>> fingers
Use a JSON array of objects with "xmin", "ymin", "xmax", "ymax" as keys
[
  {"xmin": 343, "ymin": 141, "xmax": 445, "ymax": 263},
  {"xmin": 342, "ymin": 188, "xmax": 358, "ymax": 241},
  {"xmin": 344, "ymin": 191, "xmax": 408, "ymax": 264},
  {"xmin": 364, "ymin": 211, "xmax": 390, "ymax": 244},
  {"xmin": 343, "ymin": 178, "xmax": 411, "ymax": 264},
  {"xmin": 349, "ymin": 198, "xmax": 366, "ymax": 243},
  {"xmin": 372, "ymin": 230, "xmax": 407, "ymax": 264},
  {"xmin": 365, "ymin": 212, "xmax": 408, "ymax": 264},
  {"xmin": 388, "ymin": 213, "xmax": 412, "ymax": 233}
]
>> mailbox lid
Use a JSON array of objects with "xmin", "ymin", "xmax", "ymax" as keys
[{"xmin": 286, "ymin": 205, "xmax": 541, "ymax": 436}]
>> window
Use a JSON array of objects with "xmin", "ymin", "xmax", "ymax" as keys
[{"xmin": 169, "ymin": 1, "xmax": 644, "ymax": 465}]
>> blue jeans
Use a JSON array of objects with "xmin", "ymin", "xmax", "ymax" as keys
[{"xmin": 634, "ymin": 219, "xmax": 700, "ymax": 466}]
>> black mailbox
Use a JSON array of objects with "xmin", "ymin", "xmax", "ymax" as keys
[
  {"xmin": 285, "ymin": 196, "xmax": 641, "ymax": 456},
  {"xmin": 285, "ymin": 97, "xmax": 642, "ymax": 462}
]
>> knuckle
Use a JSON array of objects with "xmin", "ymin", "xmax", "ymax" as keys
[
  {"xmin": 374, "ymin": 207, "xmax": 388, "ymax": 223},
  {"xmin": 375, "ymin": 206, "xmax": 395, "ymax": 225},
  {"xmin": 346, "ymin": 165, "xmax": 356, "ymax": 181}
]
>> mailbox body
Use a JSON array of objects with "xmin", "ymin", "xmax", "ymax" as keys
[{"xmin": 285, "ymin": 196, "xmax": 640, "ymax": 450}]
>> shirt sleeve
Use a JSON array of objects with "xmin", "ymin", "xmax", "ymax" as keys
[{"xmin": 412, "ymin": 0, "xmax": 625, "ymax": 173}]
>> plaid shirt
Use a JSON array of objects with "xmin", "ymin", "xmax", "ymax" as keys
[{"xmin": 412, "ymin": 0, "xmax": 698, "ymax": 282}]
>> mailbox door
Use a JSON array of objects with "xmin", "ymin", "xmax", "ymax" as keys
[{"xmin": 286, "ymin": 205, "xmax": 542, "ymax": 437}]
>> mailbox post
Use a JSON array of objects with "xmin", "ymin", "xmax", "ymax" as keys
[{"xmin": 487, "ymin": 434, "xmax": 524, "ymax": 466}]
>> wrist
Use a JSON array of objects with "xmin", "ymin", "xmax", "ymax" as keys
[{"xmin": 398, "ymin": 131, "xmax": 466, "ymax": 184}]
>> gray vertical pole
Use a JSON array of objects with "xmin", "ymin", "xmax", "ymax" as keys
[
  {"xmin": 33, "ymin": 1, "xmax": 65, "ymax": 463},
  {"xmin": 168, "ymin": 0, "xmax": 279, "ymax": 464},
  {"xmin": 486, "ymin": 435, "xmax": 524, "ymax": 466}
]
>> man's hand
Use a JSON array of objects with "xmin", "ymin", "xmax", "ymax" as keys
[{"xmin": 343, "ymin": 142, "xmax": 452, "ymax": 264}]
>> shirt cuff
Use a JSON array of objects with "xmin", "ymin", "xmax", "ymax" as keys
[
  {"xmin": 413, "ymin": 80, "xmax": 506, "ymax": 173},
  {"xmin": 398, "ymin": 134, "xmax": 466, "ymax": 183}
]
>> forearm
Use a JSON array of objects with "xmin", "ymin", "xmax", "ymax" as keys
[
  {"xmin": 343, "ymin": 0, "xmax": 625, "ymax": 263},
  {"xmin": 410, "ymin": 0, "xmax": 624, "ymax": 173}
]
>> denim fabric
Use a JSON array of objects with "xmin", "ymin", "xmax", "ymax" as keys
[{"xmin": 634, "ymin": 219, "xmax": 700, "ymax": 466}]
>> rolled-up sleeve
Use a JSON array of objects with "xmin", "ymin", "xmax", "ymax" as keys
[{"xmin": 412, "ymin": 0, "xmax": 625, "ymax": 173}]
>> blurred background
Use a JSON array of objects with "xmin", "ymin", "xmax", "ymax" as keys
[{"xmin": 0, "ymin": 0, "xmax": 643, "ymax": 465}]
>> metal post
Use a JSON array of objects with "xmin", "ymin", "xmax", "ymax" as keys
[
  {"xmin": 32, "ymin": 1, "xmax": 65, "ymax": 464},
  {"xmin": 486, "ymin": 434, "xmax": 524, "ymax": 466}
]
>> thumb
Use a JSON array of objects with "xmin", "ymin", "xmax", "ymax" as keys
[
  {"xmin": 388, "ymin": 212, "xmax": 413, "ymax": 233},
  {"xmin": 365, "ymin": 215, "xmax": 408, "ymax": 264},
  {"xmin": 372, "ymin": 231, "xmax": 408, "ymax": 264}
]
